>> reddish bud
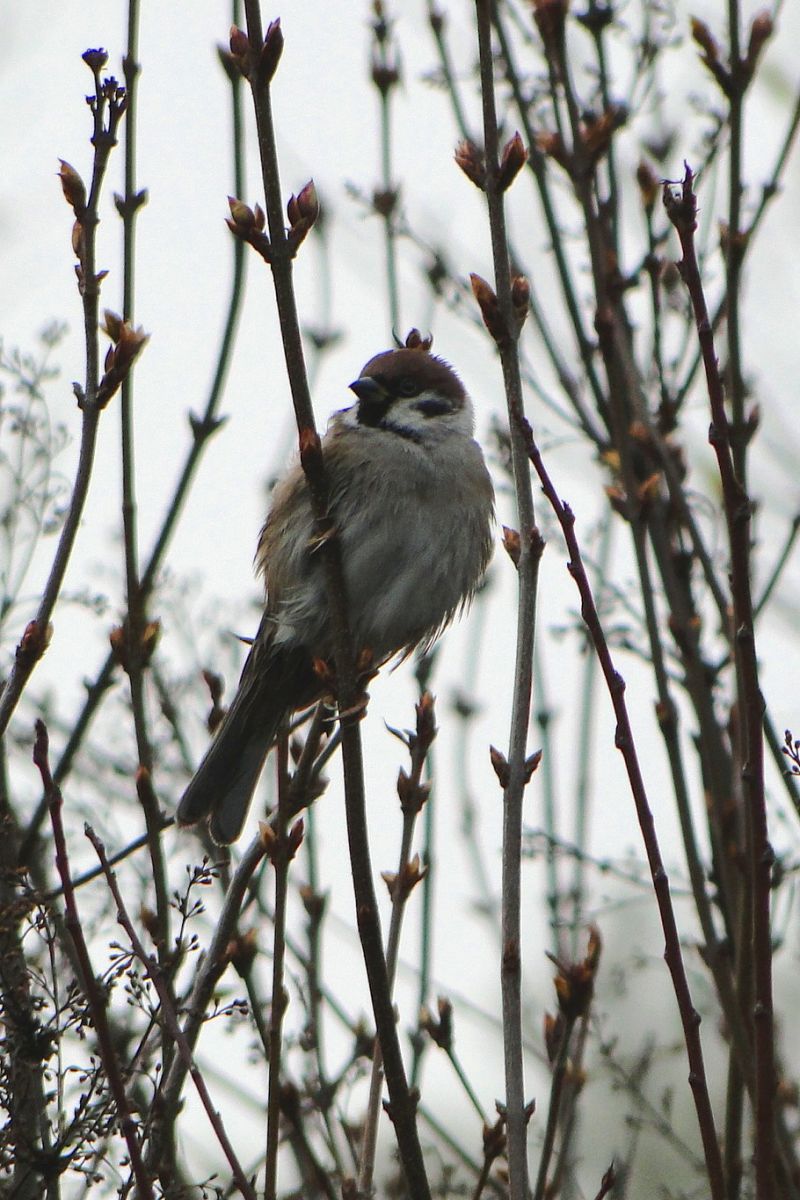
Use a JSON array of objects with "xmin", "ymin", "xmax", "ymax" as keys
[
  {"xmin": 454, "ymin": 140, "xmax": 486, "ymax": 190},
  {"xmin": 227, "ymin": 927, "xmax": 259, "ymax": 975},
  {"xmin": 58, "ymin": 160, "xmax": 87, "ymax": 217},
  {"xmin": 502, "ymin": 525, "xmax": 521, "ymax": 566},
  {"xmin": 229, "ymin": 24, "xmax": 249, "ymax": 58},
  {"xmin": 489, "ymin": 745, "xmax": 510, "ymax": 788},
  {"xmin": 636, "ymin": 159, "xmax": 659, "ymax": 213},
  {"xmin": 287, "ymin": 180, "xmax": 320, "ymax": 253},
  {"xmin": 482, "ymin": 1115, "xmax": 507, "ymax": 1163},
  {"xmin": 532, "ymin": 0, "xmax": 568, "ymax": 48},
  {"xmin": 498, "ymin": 132, "xmax": 528, "ymax": 191},
  {"xmin": 746, "ymin": 10, "xmax": 773, "ymax": 78},
  {"xmin": 510, "ymin": 274, "xmax": 530, "ymax": 332},
  {"xmin": 404, "ymin": 328, "xmax": 433, "ymax": 352},
  {"xmin": 228, "ymin": 195, "xmax": 256, "ymax": 229},
  {"xmin": 691, "ymin": 17, "xmax": 732, "ymax": 92},
  {"xmin": 258, "ymin": 19, "xmax": 284, "ymax": 85},
  {"xmin": 470, "ymin": 273, "xmax": 507, "ymax": 345},
  {"xmin": 419, "ymin": 996, "xmax": 453, "ymax": 1051},
  {"xmin": 543, "ymin": 1010, "xmax": 565, "ymax": 1064},
  {"xmin": 17, "ymin": 619, "xmax": 53, "ymax": 666},
  {"xmin": 535, "ymin": 129, "xmax": 571, "ymax": 172}
]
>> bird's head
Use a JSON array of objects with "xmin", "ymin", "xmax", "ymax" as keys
[{"xmin": 347, "ymin": 347, "xmax": 475, "ymax": 443}]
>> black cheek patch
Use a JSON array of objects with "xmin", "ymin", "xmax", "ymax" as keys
[
  {"xmin": 357, "ymin": 397, "xmax": 394, "ymax": 427},
  {"xmin": 414, "ymin": 398, "xmax": 452, "ymax": 417}
]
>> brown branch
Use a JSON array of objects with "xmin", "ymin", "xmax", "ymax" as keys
[
  {"xmin": 34, "ymin": 720, "xmax": 154, "ymax": 1200},
  {"xmin": 233, "ymin": 8, "xmax": 432, "ymax": 1197},
  {"xmin": 0, "ymin": 60, "xmax": 135, "ymax": 737},
  {"xmin": 85, "ymin": 824, "xmax": 257, "ymax": 1200},
  {"xmin": 516, "ymin": 425, "xmax": 726, "ymax": 1200},
  {"xmin": 472, "ymin": 5, "xmax": 541, "ymax": 1197},
  {"xmin": 664, "ymin": 161, "xmax": 773, "ymax": 1200}
]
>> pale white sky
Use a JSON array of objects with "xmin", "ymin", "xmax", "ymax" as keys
[{"xmin": 3, "ymin": 2, "xmax": 800, "ymax": 1190}]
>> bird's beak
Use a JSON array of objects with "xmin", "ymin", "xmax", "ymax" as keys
[{"xmin": 349, "ymin": 377, "xmax": 387, "ymax": 404}]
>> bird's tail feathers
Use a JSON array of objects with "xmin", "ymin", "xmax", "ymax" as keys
[{"xmin": 177, "ymin": 639, "xmax": 316, "ymax": 844}]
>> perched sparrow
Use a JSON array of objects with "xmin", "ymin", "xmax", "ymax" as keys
[{"xmin": 177, "ymin": 342, "xmax": 494, "ymax": 843}]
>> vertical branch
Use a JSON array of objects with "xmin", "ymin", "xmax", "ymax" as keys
[
  {"xmin": 358, "ymin": 693, "xmax": 436, "ymax": 1195},
  {"xmin": 370, "ymin": 3, "xmax": 402, "ymax": 335},
  {"xmin": 235, "ymin": 8, "xmax": 431, "ymax": 1196},
  {"xmin": 520, "ymin": 416, "xmax": 726, "ymax": 1200},
  {"xmin": 34, "ymin": 721, "xmax": 154, "ymax": 1200},
  {"xmin": 725, "ymin": 0, "xmax": 746, "ymax": 483},
  {"xmin": 0, "ymin": 59, "xmax": 135, "ymax": 737},
  {"xmin": 664, "ymin": 164, "xmax": 773, "ymax": 1200},
  {"xmin": 471, "ymin": 5, "xmax": 542, "ymax": 1196},
  {"xmin": 264, "ymin": 737, "xmax": 299, "ymax": 1200},
  {"xmin": 117, "ymin": 0, "xmax": 172, "ymax": 984},
  {"xmin": 19, "ymin": 21, "xmax": 247, "ymax": 861}
]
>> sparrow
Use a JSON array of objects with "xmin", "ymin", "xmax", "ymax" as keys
[{"xmin": 177, "ymin": 342, "xmax": 494, "ymax": 843}]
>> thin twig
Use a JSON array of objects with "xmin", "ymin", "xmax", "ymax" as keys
[
  {"xmin": 518, "ymin": 414, "xmax": 726, "ymax": 1200},
  {"xmin": 473, "ymin": 5, "xmax": 541, "ymax": 1197},
  {"xmin": 19, "ymin": 37, "xmax": 248, "ymax": 860},
  {"xmin": 0, "ymin": 64, "xmax": 131, "ymax": 736},
  {"xmin": 664, "ymin": 162, "xmax": 773, "ymax": 1200},
  {"xmin": 86, "ymin": 825, "xmax": 258, "ymax": 1200},
  {"xmin": 34, "ymin": 721, "xmax": 154, "ymax": 1200},
  {"xmin": 240, "ymin": 8, "xmax": 431, "ymax": 1196}
]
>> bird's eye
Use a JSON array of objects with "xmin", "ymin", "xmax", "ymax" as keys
[
  {"xmin": 397, "ymin": 378, "xmax": 419, "ymax": 397},
  {"xmin": 414, "ymin": 398, "xmax": 452, "ymax": 417}
]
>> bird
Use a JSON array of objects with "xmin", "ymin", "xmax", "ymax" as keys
[{"xmin": 177, "ymin": 340, "xmax": 495, "ymax": 843}]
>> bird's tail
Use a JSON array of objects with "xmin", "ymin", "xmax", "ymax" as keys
[{"xmin": 177, "ymin": 637, "xmax": 317, "ymax": 844}]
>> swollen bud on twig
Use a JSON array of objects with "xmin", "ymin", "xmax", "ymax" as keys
[
  {"xmin": 96, "ymin": 315, "xmax": 149, "ymax": 409},
  {"xmin": 636, "ymin": 159, "xmax": 659, "ymax": 214},
  {"xmin": 535, "ymin": 129, "xmax": 571, "ymax": 173},
  {"xmin": 17, "ymin": 620, "xmax": 53, "ymax": 669},
  {"xmin": 258, "ymin": 19, "xmax": 284, "ymax": 87},
  {"xmin": 489, "ymin": 745, "xmax": 510, "ymax": 788},
  {"xmin": 454, "ymin": 140, "xmax": 486, "ymax": 190},
  {"xmin": 549, "ymin": 925, "xmax": 602, "ymax": 1021},
  {"xmin": 381, "ymin": 853, "xmax": 427, "ymax": 902},
  {"xmin": 229, "ymin": 25, "xmax": 252, "ymax": 76},
  {"xmin": 690, "ymin": 17, "xmax": 731, "ymax": 94},
  {"xmin": 510, "ymin": 274, "xmax": 530, "ymax": 333},
  {"xmin": 226, "ymin": 195, "xmax": 271, "ymax": 260},
  {"xmin": 58, "ymin": 160, "xmax": 87, "ymax": 217},
  {"xmin": 419, "ymin": 996, "xmax": 453, "ymax": 1052},
  {"xmin": 745, "ymin": 11, "xmax": 773, "ymax": 81},
  {"xmin": 498, "ymin": 132, "xmax": 528, "ymax": 191},
  {"xmin": 531, "ymin": 0, "xmax": 569, "ymax": 50},
  {"xmin": 287, "ymin": 180, "xmax": 320, "ymax": 254},
  {"xmin": 502, "ymin": 525, "xmax": 521, "ymax": 566},
  {"xmin": 662, "ymin": 162, "xmax": 698, "ymax": 235},
  {"xmin": 470, "ymin": 273, "xmax": 507, "ymax": 345},
  {"xmin": 404, "ymin": 328, "xmax": 433, "ymax": 352},
  {"xmin": 82, "ymin": 48, "xmax": 109, "ymax": 75}
]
